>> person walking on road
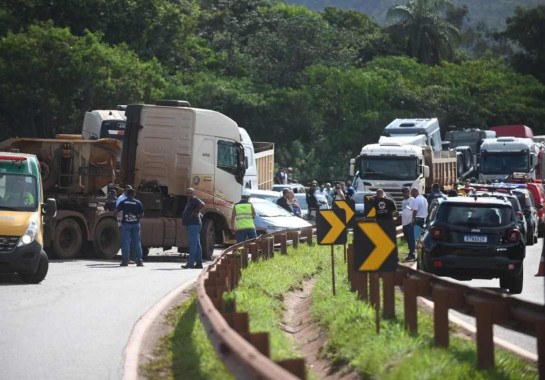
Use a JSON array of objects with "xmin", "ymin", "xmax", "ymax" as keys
[
  {"xmin": 182, "ymin": 187, "xmax": 205, "ymax": 269},
  {"xmin": 116, "ymin": 188, "xmax": 144, "ymax": 267},
  {"xmin": 231, "ymin": 190, "xmax": 257, "ymax": 243},
  {"xmin": 401, "ymin": 187, "xmax": 416, "ymax": 261},
  {"xmin": 411, "ymin": 187, "xmax": 428, "ymax": 247}
]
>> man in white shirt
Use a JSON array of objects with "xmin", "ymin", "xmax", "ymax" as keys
[
  {"xmin": 401, "ymin": 187, "xmax": 416, "ymax": 261},
  {"xmin": 411, "ymin": 187, "xmax": 428, "ymax": 246}
]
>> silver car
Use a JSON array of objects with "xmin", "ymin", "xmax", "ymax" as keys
[{"xmin": 250, "ymin": 197, "xmax": 312, "ymax": 234}]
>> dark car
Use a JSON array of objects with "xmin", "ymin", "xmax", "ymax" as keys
[
  {"xmin": 417, "ymin": 197, "xmax": 525, "ymax": 294},
  {"xmin": 511, "ymin": 188, "xmax": 539, "ymax": 246},
  {"xmin": 469, "ymin": 191, "xmax": 528, "ymax": 245}
]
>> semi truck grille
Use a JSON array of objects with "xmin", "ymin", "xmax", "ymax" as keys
[{"xmin": 0, "ymin": 236, "xmax": 19, "ymax": 253}]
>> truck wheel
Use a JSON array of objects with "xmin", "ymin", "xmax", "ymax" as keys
[
  {"xmin": 19, "ymin": 250, "xmax": 49, "ymax": 284},
  {"xmin": 508, "ymin": 267, "xmax": 523, "ymax": 294},
  {"xmin": 53, "ymin": 219, "xmax": 82, "ymax": 259},
  {"xmin": 200, "ymin": 219, "xmax": 216, "ymax": 261},
  {"xmin": 93, "ymin": 218, "xmax": 121, "ymax": 259},
  {"xmin": 499, "ymin": 275, "xmax": 510, "ymax": 289}
]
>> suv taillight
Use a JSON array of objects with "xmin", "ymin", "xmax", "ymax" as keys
[
  {"xmin": 430, "ymin": 226, "xmax": 445, "ymax": 240},
  {"xmin": 506, "ymin": 229, "xmax": 521, "ymax": 243}
]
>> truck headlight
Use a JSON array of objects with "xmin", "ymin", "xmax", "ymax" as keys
[{"xmin": 17, "ymin": 218, "xmax": 39, "ymax": 247}]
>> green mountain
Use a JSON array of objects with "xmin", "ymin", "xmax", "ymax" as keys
[{"xmin": 286, "ymin": 0, "xmax": 545, "ymax": 29}]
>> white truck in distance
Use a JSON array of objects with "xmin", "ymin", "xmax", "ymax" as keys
[
  {"xmin": 350, "ymin": 118, "xmax": 457, "ymax": 209},
  {"xmin": 121, "ymin": 100, "xmax": 246, "ymax": 259},
  {"xmin": 479, "ymin": 137, "xmax": 542, "ymax": 182}
]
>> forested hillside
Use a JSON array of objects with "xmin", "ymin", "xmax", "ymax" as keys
[
  {"xmin": 0, "ymin": 0, "xmax": 544, "ymax": 182},
  {"xmin": 287, "ymin": 0, "xmax": 545, "ymax": 28}
]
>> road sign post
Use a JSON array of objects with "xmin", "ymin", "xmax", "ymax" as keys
[
  {"xmin": 317, "ymin": 208, "xmax": 347, "ymax": 296},
  {"xmin": 332, "ymin": 199, "xmax": 355, "ymax": 264}
]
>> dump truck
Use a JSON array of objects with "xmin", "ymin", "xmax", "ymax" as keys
[
  {"xmin": 120, "ymin": 100, "xmax": 246, "ymax": 259},
  {"xmin": 0, "ymin": 137, "xmax": 119, "ymax": 260},
  {"xmin": 350, "ymin": 118, "xmax": 458, "ymax": 209}
]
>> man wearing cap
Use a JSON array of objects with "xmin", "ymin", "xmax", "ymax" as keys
[{"xmin": 231, "ymin": 190, "xmax": 257, "ymax": 243}]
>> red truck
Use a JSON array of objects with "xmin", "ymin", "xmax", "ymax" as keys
[{"xmin": 490, "ymin": 124, "xmax": 534, "ymax": 138}]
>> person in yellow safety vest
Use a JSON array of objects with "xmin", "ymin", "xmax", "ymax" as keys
[{"xmin": 230, "ymin": 190, "xmax": 257, "ymax": 243}]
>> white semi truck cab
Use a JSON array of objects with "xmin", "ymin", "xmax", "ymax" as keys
[{"xmin": 479, "ymin": 137, "xmax": 541, "ymax": 181}]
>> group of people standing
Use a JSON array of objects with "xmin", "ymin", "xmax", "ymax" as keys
[
  {"xmin": 107, "ymin": 186, "xmax": 206, "ymax": 269},
  {"xmin": 401, "ymin": 187, "xmax": 429, "ymax": 262}
]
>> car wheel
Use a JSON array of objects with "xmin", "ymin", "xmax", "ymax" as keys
[
  {"xmin": 508, "ymin": 267, "xmax": 523, "ymax": 294},
  {"xmin": 200, "ymin": 218, "xmax": 216, "ymax": 260},
  {"xmin": 19, "ymin": 250, "xmax": 49, "ymax": 284},
  {"xmin": 499, "ymin": 275, "xmax": 510, "ymax": 289}
]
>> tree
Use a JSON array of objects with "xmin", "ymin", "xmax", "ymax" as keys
[
  {"xmin": 0, "ymin": 23, "xmax": 166, "ymax": 140},
  {"xmin": 386, "ymin": 0, "xmax": 460, "ymax": 65},
  {"xmin": 500, "ymin": 5, "xmax": 545, "ymax": 85}
]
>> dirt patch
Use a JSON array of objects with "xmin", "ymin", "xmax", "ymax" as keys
[{"xmin": 281, "ymin": 279, "xmax": 359, "ymax": 380}]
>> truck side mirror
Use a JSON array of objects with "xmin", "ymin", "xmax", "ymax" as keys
[
  {"xmin": 423, "ymin": 165, "xmax": 430, "ymax": 178},
  {"xmin": 349, "ymin": 158, "xmax": 355, "ymax": 176},
  {"xmin": 43, "ymin": 198, "xmax": 57, "ymax": 218}
]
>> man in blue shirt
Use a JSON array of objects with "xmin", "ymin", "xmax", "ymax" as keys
[{"xmin": 116, "ymin": 188, "xmax": 144, "ymax": 267}]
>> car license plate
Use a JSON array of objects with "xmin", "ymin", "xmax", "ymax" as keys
[{"xmin": 464, "ymin": 235, "xmax": 487, "ymax": 243}]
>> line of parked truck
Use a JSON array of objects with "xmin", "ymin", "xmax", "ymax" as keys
[
  {"xmin": 349, "ymin": 119, "xmax": 545, "ymax": 211},
  {"xmin": 0, "ymin": 101, "xmax": 275, "ymax": 285}
]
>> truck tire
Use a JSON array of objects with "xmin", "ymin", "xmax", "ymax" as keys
[
  {"xmin": 200, "ymin": 218, "xmax": 216, "ymax": 261},
  {"xmin": 93, "ymin": 218, "xmax": 121, "ymax": 259},
  {"xmin": 19, "ymin": 250, "xmax": 49, "ymax": 284},
  {"xmin": 456, "ymin": 154, "xmax": 465, "ymax": 177},
  {"xmin": 52, "ymin": 218, "xmax": 82, "ymax": 259}
]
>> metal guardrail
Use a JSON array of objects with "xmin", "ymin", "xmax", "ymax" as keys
[{"xmin": 198, "ymin": 224, "xmax": 544, "ymax": 379}]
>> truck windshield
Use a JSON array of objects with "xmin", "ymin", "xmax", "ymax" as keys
[
  {"xmin": 100, "ymin": 120, "xmax": 125, "ymax": 140},
  {"xmin": 0, "ymin": 174, "xmax": 38, "ymax": 211},
  {"xmin": 480, "ymin": 152, "xmax": 529, "ymax": 175},
  {"xmin": 358, "ymin": 157, "xmax": 418, "ymax": 181}
]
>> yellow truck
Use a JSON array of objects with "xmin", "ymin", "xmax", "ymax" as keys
[{"xmin": 0, "ymin": 152, "xmax": 57, "ymax": 283}]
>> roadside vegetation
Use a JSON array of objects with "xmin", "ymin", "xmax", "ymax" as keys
[
  {"xmin": 228, "ymin": 242, "xmax": 537, "ymax": 379},
  {"xmin": 142, "ymin": 239, "xmax": 536, "ymax": 379}
]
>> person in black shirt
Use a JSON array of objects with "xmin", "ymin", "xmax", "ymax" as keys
[
  {"xmin": 368, "ymin": 189, "xmax": 397, "ymax": 220},
  {"xmin": 306, "ymin": 182, "xmax": 320, "ymax": 220},
  {"xmin": 182, "ymin": 187, "xmax": 205, "ymax": 269},
  {"xmin": 277, "ymin": 188, "xmax": 294, "ymax": 213}
]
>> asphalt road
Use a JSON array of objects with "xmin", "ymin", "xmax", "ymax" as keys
[
  {"xmin": 435, "ymin": 239, "xmax": 544, "ymax": 357},
  {"xmin": 0, "ymin": 249, "xmax": 209, "ymax": 380}
]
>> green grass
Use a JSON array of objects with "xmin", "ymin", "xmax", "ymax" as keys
[
  {"xmin": 311, "ymin": 245, "xmax": 538, "ymax": 379},
  {"xmin": 229, "ymin": 243, "xmax": 328, "ymax": 361},
  {"xmin": 140, "ymin": 295, "xmax": 234, "ymax": 380}
]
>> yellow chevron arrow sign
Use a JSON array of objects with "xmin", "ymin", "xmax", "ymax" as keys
[
  {"xmin": 357, "ymin": 222, "xmax": 395, "ymax": 270},
  {"xmin": 317, "ymin": 209, "xmax": 346, "ymax": 245},
  {"xmin": 333, "ymin": 200, "xmax": 355, "ymax": 224}
]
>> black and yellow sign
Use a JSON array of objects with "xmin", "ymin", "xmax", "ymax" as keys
[
  {"xmin": 354, "ymin": 218, "xmax": 398, "ymax": 272},
  {"xmin": 332, "ymin": 199, "xmax": 355, "ymax": 228},
  {"xmin": 317, "ymin": 209, "xmax": 347, "ymax": 245},
  {"xmin": 363, "ymin": 195, "xmax": 376, "ymax": 217}
]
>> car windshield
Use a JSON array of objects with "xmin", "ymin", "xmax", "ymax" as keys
[
  {"xmin": 436, "ymin": 204, "xmax": 513, "ymax": 227},
  {"xmin": 0, "ymin": 174, "xmax": 38, "ymax": 211},
  {"xmin": 252, "ymin": 200, "xmax": 293, "ymax": 217}
]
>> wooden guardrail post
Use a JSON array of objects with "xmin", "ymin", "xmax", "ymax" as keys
[
  {"xmin": 287, "ymin": 230, "xmax": 300, "ymax": 248},
  {"xmin": 354, "ymin": 271, "xmax": 368, "ymax": 301},
  {"xmin": 402, "ymin": 275, "xmax": 429, "ymax": 334},
  {"xmin": 303, "ymin": 227, "xmax": 313, "ymax": 245},
  {"xmin": 248, "ymin": 332, "xmax": 270, "ymax": 357},
  {"xmin": 347, "ymin": 244, "xmax": 355, "ymax": 290},
  {"xmin": 369, "ymin": 273, "xmax": 380, "ymax": 309},
  {"xmin": 381, "ymin": 272, "xmax": 396, "ymax": 319},
  {"xmin": 276, "ymin": 358, "xmax": 306, "ymax": 379},
  {"xmin": 274, "ymin": 232, "xmax": 288, "ymax": 254}
]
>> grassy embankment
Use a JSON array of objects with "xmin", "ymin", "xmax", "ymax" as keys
[{"xmin": 142, "ymin": 239, "xmax": 537, "ymax": 379}]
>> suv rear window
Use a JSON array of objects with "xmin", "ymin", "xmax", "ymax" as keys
[{"xmin": 436, "ymin": 204, "xmax": 513, "ymax": 227}]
